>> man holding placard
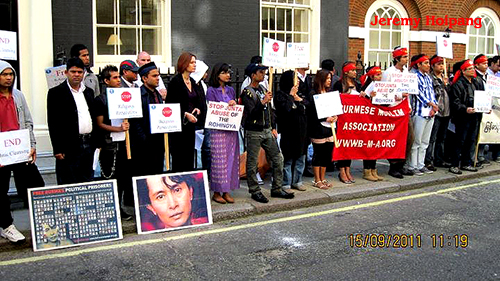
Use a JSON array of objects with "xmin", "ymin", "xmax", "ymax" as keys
[
  {"xmin": 449, "ymin": 59, "xmax": 481, "ymax": 174},
  {"xmin": 241, "ymin": 63, "xmax": 294, "ymax": 203},
  {"xmin": 408, "ymin": 54, "xmax": 438, "ymax": 176},
  {"xmin": 129, "ymin": 62, "xmax": 164, "ymax": 177},
  {"xmin": 473, "ymin": 54, "xmax": 490, "ymax": 165},
  {"xmin": 94, "ymin": 65, "xmax": 133, "ymax": 220},
  {"xmin": 0, "ymin": 60, "xmax": 42, "ymax": 243}
]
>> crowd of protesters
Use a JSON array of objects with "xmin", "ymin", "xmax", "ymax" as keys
[{"xmin": 1, "ymin": 42, "xmax": 499, "ymax": 243}]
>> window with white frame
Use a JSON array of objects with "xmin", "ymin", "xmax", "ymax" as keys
[
  {"xmin": 364, "ymin": 0, "xmax": 409, "ymax": 68},
  {"xmin": 467, "ymin": 8, "xmax": 500, "ymax": 59},
  {"xmin": 94, "ymin": 0, "xmax": 165, "ymax": 61},
  {"xmin": 261, "ymin": 0, "xmax": 311, "ymax": 46}
]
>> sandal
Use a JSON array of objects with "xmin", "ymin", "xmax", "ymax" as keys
[
  {"xmin": 312, "ymin": 181, "xmax": 329, "ymax": 190},
  {"xmin": 322, "ymin": 180, "xmax": 332, "ymax": 188}
]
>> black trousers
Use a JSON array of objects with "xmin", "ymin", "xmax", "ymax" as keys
[
  {"xmin": 451, "ymin": 115, "xmax": 480, "ymax": 167},
  {"xmin": 100, "ymin": 141, "xmax": 134, "ymax": 206},
  {"xmin": 0, "ymin": 163, "xmax": 44, "ymax": 228},
  {"xmin": 56, "ymin": 136, "xmax": 94, "ymax": 185},
  {"xmin": 170, "ymin": 125, "xmax": 196, "ymax": 172}
]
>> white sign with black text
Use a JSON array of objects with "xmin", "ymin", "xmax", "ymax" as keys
[
  {"xmin": 474, "ymin": 90, "xmax": 492, "ymax": 113},
  {"xmin": 149, "ymin": 104, "xmax": 182, "ymax": 134},
  {"xmin": 204, "ymin": 102, "xmax": 244, "ymax": 132},
  {"xmin": 107, "ymin": 88, "xmax": 143, "ymax": 119},
  {"xmin": 0, "ymin": 129, "xmax": 31, "ymax": 166}
]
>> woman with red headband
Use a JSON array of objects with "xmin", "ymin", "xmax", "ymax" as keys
[
  {"xmin": 332, "ymin": 61, "xmax": 363, "ymax": 183},
  {"xmin": 359, "ymin": 66, "xmax": 384, "ymax": 182}
]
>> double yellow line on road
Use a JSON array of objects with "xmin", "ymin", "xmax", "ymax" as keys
[{"xmin": 1, "ymin": 178, "xmax": 499, "ymax": 266}]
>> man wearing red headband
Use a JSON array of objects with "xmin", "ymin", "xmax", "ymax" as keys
[
  {"xmin": 425, "ymin": 55, "xmax": 452, "ymax": 170},
  {"xmin": 408, "ymin": 54, "xmax": 438, "ymax": 176},
  {"xmin": 382, "ymin": 46, "xmax": 413, "ymax": 179},
  {"xmin": 473, "ymin": 54, "xmax": 489, "ymax": 166},
  {"xmin": 448, "ymin": 59, "xmax": 481, "ymax": 174}
]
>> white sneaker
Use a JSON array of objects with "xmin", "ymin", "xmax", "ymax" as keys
[{"xmin": 0, "ymin": 225, "xmax": 26, "ymax": 242}]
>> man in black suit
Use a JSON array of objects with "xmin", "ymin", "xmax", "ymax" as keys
[
  {"xmin": 47, "ymin": 58, "xmax": 96, "ymax": 184},
  {"xmin": 119, "ymin": 60, "xmax": 139, "ymax": 88}
]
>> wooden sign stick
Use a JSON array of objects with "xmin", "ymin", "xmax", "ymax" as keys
[
  {"xmin": 164, "ymin": 133, "xmax": 170, "ymax": 171},
  {"xmin": 125, "ymin": 118, "xmax": 131, "ymax": 159},
  {"xmin": 331, "ymin": 124, "xmax": 340, "ymax": 148},
  {"xmin": 268, "ymin": 67, "xmax": 274, "ymax": 93},
  {"xmin": 294, "ymin": 69, "xmax": 299, "ymax": 86}
]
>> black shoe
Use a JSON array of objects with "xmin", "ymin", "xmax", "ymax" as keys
[
  {"xmin": 479, "ymin": 159, "xmax": 491, "ymax": 166},
  {"xmin": 120, "ymin": 209, "xmax": 133, "ymax": 221},
  {"xmin": 460, "ymin": 165, "xmax": 478, "ymax": 172},
  {"xmin": 449, "ymin": 166, "xmax": 462, "ymax": 174},
  {"xmin": 401, "ymin": 168, "xmax": 414, "ymax": 176},
  {"xmin": 251, "ymin": 192, "xmax": 269, "ymax": 203},
  {"xmin": 425, "ymin": 164, "xmax": 437, "ymax": 172},
  {"xmin": 270, "ymin": 189, "xmax": 295, "ymax": 199},
  {"xmin": 435, "ymin": 162, "xmax": 452, "ymax": 168},
  {"xmin": 388, "ymin": 170, "xmax": 404, "ymax": 179}
]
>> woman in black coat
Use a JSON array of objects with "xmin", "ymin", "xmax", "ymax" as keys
[
  {"xmin": 166, "ymin": 52, "xmax": 207, "ymax": 172},
  {"xmin": 275, "ymin": 70, "xmax": 309, "ymax": 191}
]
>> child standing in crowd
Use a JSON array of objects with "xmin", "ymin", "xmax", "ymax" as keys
[
  {"xmin": 307, "ymin": 69, "xmax": 337, "ymax": 189},
  {"xmin": 333, "ymin": 62, "xmax": 362, "ymax": 184},
  {"xmin": 359, "ymin": 66, "xmax": 384, "ymax": 182},
  {"xmin": 205, "ymin": 63, "xmax": 239, "ymax": 204}
]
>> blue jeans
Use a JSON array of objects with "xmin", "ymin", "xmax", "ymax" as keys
[{"xmin": 283, "ymin": 154, "xmax": 306, "ymax": 188}]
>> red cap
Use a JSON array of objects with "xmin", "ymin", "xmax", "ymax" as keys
[
  {"xmin": 452, "ymin": 59, "xmax": 475, "ymax": 84},
  {"xmin": 342, "ymin": 63, "xmax": 356, "ymax": 74},
  {"xmin": 474, "ymin": 55, "xmax": 488, "ymax": 65},
  {"xmin": 360, "ymin": 66, "xmax": 382, "ymax": 86},
  {"xmin": 430, "ymin": 56, "xmax": 444, "ymax": 66}
]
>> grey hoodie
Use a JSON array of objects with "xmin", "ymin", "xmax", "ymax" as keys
[{"xmin": 0, "ymin": 60, "xmax": 36, "ymax": 148}]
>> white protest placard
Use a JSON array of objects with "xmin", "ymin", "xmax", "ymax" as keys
[
  {"xmin": 390, "ymin": 73, "xmax": 418, "ymax": 95},
  {"xmin": 313, "ymin": 91, "xmax": 343, "ymax": 119},
  {"xmin": 372, "ymin": 81, "xmax": 397, "ymax": 104},
  {"xmin": 45, "ymin": 65, "xmax": 67, "ymax": 89},
  {"xmin": 0, "ymin": 30, "xmax": 17, "ymax": 60},
  {"xmin": 190, "ymin": 60, "xmax": 209, "ymax": 84},
  {"xmin": 107, "ymin": 88, "xmax": 143, "ymax": 119},
  {"xmin": 436, "ymin": 36, "xmax": 453, "ymax": 59},
  {"xmin": 287, "ymin": 43, "xmax": 310, "ymax": 68},
  {"xmin": 0, "ymin": 129, "xmax": 30, "ymax": 166},
  {"xmin": 149, "ymin": 103, "xmax": 182, "ymax": 134},
  {"xmin": 474, "ymin": 90, "xmax": 492, "ymax": 113},
  {"xmin": 204, "ymin": 102, "xmax": 244, "ymax": 131},
  {"xmin": 479, "ymin": 97, "xmax": 500, "ymax": 144},
  {"xmin": 262, "ymin": 37, "xmax": 285, "ymax": 67},
  {"xmin": 487, "ymin": 75, "xmax": 500, "ymax": 98}
]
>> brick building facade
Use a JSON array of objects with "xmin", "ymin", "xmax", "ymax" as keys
[{"xmin": 348, "ymin": 0, "xmax": 500, "ymax": 69}]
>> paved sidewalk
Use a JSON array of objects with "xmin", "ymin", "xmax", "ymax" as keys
[{"xmin": 4, "ymin": 160, "xmax": 500, "ymax": 247}]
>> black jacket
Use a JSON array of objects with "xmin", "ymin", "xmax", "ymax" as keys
[
  {"xmin": 306, "ymin": 89, "xmax": 333, "ymax": 139},
  {"xmin": 449, "ymin": 75, "xmax": 481, "ymax": 122},
  {"xmin": 165, "ymin": 74, "xmax": 207, "ymax": 128},
  {"xmin": 128, "ymin": 86, "xmax": 164, "ymax": 154},
  {"xmin": 47, "ymin": 81, "xmax": 96, "ymax": 155},
  {"xmin": 240, "ymin": 85, "xmax": 276, "ymax": 131}
]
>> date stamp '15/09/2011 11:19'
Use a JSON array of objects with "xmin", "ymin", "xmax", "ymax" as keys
[{"xmin": 348, "ymin": 233, "xmax": 469, "ymax": 249}]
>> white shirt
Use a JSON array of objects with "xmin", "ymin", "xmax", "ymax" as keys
[
  {"xmin": 382, "ymin": 65, "xmax": 410, "ymax": 107},
  {"xmin": 297, "ymin": 71, "xmax": 307, "ymax": 83},
  {"xmin": 122, "ymin": 77, "xmax": 137, "ymax": 88},
  {"xmin": 67, "ymin": 81, "xmax": 93, "ymax": 134}
]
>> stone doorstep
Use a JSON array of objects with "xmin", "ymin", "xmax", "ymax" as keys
[{"xmin": 2, "ymin": 163, "xmax": 499, "ymax": 249}]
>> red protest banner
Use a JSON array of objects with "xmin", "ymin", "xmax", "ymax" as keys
[{"xmin": 332, "ymin": 95, "xmax": 410, "ymax": 161}]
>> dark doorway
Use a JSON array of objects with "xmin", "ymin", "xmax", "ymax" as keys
[{"xmin": 0, "ymin": 0, "xmax": 20, "ymax": 88}]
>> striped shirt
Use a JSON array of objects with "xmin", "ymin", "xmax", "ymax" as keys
[{"xmin": 412, "ymin": 70, "xmax": 437, "ymax": 117}]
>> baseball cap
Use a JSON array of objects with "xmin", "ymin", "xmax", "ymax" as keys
[
  {"xmin": 245, "ymin": 63, "xmax": 268, "ymax": 76},
  {"xmin": 120, "ymin": 60, "xmax": 139, "ymax": 72}
]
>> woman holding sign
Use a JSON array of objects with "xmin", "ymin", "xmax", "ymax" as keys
[
  {"xmin": 205, "ymin": 63, "xmax": 239, "ymax": 204},
  {"xmin": 307, "ymin": 69, "xmax": 337, "ymax": 189},
  {"xmin": 359, "ymin": 66, "xmax": 384, "ymax": 182},
  {"xmin": 166, "ymin": 52, "xmax": 207, "ymax": 172},
  {"xmin": 333, "ymin": 62, "xmax": 363, "ymax": 183}
]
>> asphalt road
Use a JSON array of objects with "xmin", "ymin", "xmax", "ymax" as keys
[{"xmin": 1, "ymin": 176, "xmax": 500, "ymax": 281}]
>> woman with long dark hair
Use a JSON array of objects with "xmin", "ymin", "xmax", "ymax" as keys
[
  {"xmin": 307, "ymin": 69, "xmax": 337, "ymax": 189},
  {"xmin": 333, "ymin": 61, "xmax": 362, "ymax": 184},
  {"xmin": 166, "ymin": 52, "xmax": 207, "ymax": 172},
  {"xmin": 205, "ymin": 63, "xmax": 239, "ymax": 204}
]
